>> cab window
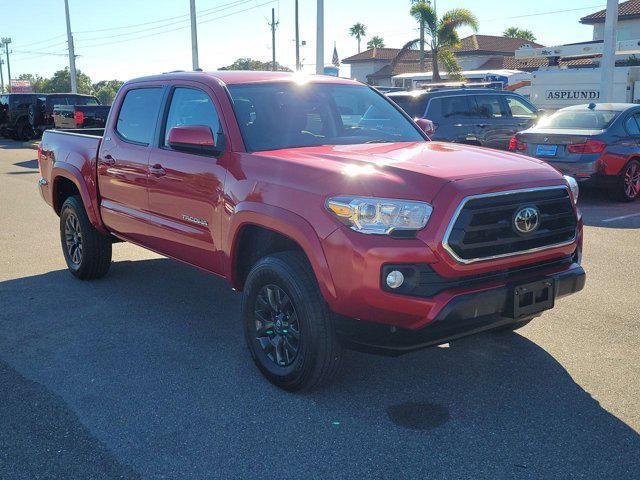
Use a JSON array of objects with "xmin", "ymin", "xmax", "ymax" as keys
[
  {"xmin": 163, "ymin": 87, "xmax": 221, "ymax": 147},
  {"xmin": 472, "ymin": 95, "xmax": 507, "ymax": 118},
  {"xmin": 116, "ymin": 88, "xmax": 163, "ymax": 145}
]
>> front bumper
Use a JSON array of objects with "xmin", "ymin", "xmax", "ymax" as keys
[{"xmin": 334, "ymin": 264, "xmax": 585, "ymax": 356}]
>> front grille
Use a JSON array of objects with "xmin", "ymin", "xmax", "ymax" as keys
[{"xmin": 443, "ymin": 187, "xmax": 577, "ymax": 263}]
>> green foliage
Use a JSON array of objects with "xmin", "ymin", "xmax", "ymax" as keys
[
  {"xmin": 503, "ymin": 27, "xmax": 536, "ymax": 42},
  {"xmin": 437, "ymin": 50, "xmax": 464, "ymax": 81},
  {"xmin": 349, "ymin": 22, "xmax": 367, "ymax": 52},
  {"xmin": 408, "ymin": 2, "xmax": 478, "ymax": 81},
  {"xmin": 366, "ymin": 36, "xmax": 385, "ymax": 49},
  {"xmin": 15, "ymin": 69, "xmax": 123, "ymax": 104},
  {"xmin": 219, "ymin": 57, "xmax": 291, "ymax": 72}
]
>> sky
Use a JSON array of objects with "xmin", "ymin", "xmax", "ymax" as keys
[{"xmin": 1, "ymin": 0, "xmax": 605, "ymax": 83}]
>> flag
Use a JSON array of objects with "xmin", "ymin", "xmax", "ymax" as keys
[{"xmin": 332, "ymin": 43, "xmax": 340, "ymax": 67}]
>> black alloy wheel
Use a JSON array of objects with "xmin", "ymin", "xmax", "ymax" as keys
[
  {"xmin": 254, "ymin": 284, "xmax": 301, "ymax": 367},
  {"xmin": 64, "ymin": 211, "xmax": 83, "ymax": 266}
]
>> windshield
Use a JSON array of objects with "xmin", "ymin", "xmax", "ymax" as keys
[
  {"xmin": 537, "ymin": 109, "xmax": 619, "ymax": 130},
  {"xmin": 74, "ymin": 96, "xmax": 100, "ymax": 106},
  {"xmin": 227, "ymin": 83, "xmax": 424, "ymax": 151}
]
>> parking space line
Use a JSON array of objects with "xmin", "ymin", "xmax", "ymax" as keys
[{"xmin": 602, "ymin": 212, "xmax": 640, "ymax": 223}]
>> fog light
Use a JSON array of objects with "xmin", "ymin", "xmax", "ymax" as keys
[{"xmin": 386, "ymin": 270, "xmax": 404, "ymax": 289}]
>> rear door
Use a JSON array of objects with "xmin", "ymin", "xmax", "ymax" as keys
[
  {"xmin": 469, "ymin": 94, "xmax": 513, "ymax": 149},
  {"xmin": 97, "ymin": 84, "xmax": 165, "ymax": 243},
  {"xmin": 145, "ymin": 83, "xmax": 228, "ymax": 274},
  {"xmin": 424, "ymin": 95, "xmax": 476, "ymax": 143}
]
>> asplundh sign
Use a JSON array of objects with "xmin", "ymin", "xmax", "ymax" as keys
[{"xmin": 545, "ymin": 90, "xmax": 600, "ymax": 101}]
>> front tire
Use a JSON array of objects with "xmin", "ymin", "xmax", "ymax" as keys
[
  {"xmin": 612, "ymin": 159, "xmax": 640, "ymax": 202},
  {"xmin": 60, "ymin": 196, "xmax": 112, "ymax": 280},
  {"xmin": 242, "ymin": 251, "xmax": 343, "ymax": 392}
]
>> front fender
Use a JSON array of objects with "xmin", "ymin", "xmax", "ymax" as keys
[
  {"xmin": 225, "ymin": 201, "xmax": 338, "ymax": 303},
  {"xmin": 52, "ymin": 162, "xmax": 107, "ymax": 234}
]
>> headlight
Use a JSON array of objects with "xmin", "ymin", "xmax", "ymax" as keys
[
  {"xmin": 563, "ymin": 175, "xmax": 579, "ymax": 204},
  {"xmin": 326, "ymin": 196, "xmax": 433, "ymax": 235}
]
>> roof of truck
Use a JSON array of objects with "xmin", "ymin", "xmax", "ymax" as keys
[{"xmin": 127, "ymin": 70, "xmax": 361, "ymax": 86}]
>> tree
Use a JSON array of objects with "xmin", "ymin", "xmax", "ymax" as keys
[
  {"xmin": 219, "ymin": 57, "xmax": 291, "ymax": 71},
  {"xmin": 41, "ymin": 68, "xmax": 94, "ymax": 94},
  {"xmin": 503, "ymin": 27, "xmax": 536, "ymax": 42},
  {"xmin": 366, "ymin": 36, "xmax": 385, "ymax": 49},
  {"xmin": 349, "ymin": 23, "xmax": 367, "ymax": 53},
  {"xmin": 409, "ymin": 2, "xmax": 478, "ymax": 81},
  {"xmin": 93, "ymin": 79, "xmax": 124, "ymax": 105}
]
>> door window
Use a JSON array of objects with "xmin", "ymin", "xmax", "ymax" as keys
[
  {"xmin": 505, "ymin": 96, "xmax": 537, "ymax": 119},
  {"xmin": 116, "ymin": 88, "xmax": 163, "ymax": 145},
  {"xmin": 625, "ymin": 113, "xmax": 640, "ymax": 135},
  {"xmin": 472, "ymin": 95, "xmax": 507, "ymax": 118},
  {"xmin": 163, "ymin": 87, "xmax": 221, "ymax": 147}
]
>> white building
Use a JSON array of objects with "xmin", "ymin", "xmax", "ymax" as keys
[{"xmin": 581, "ymin": 0, "xmax": 640, "ymax": 41}]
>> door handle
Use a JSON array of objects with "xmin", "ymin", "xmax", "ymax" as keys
[
  {"xmin": 476, "ymin": 124, "xmax": 489, "ymax": 128},
  {"xmin": 100, "ymin": 154, "xmax": 115, "ymax": 166},
  {"xmin": 149, "ymin": 164, "xmax": 166, "ymax": 176}
]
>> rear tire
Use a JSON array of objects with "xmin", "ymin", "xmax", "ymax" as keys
[
  {"xmin": 611, "ymin": 159, "xmax": 640, "ymax": 202},
  {"xmin": 60, "ymin": 196, "xmax": 112, "ymax": 280},
  {"xmin": 242, "ymin": 251, "xmax": 343, "ymax": 391},
  {"xmin": 17, "ymin": 120, "xmax": 33, "ymax": 141}
]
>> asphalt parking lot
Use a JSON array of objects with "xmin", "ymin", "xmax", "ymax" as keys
[{"xmin": 0, "ymin": 138, "xmax": 639, "ymax": 480}]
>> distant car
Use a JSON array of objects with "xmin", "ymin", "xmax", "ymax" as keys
[
  {"xmin": 511, "ymin": 103, "xmax": 640, "ymax": 202},
  {"xmin": 29, "ymin": 93, "xmax": 102, "ymax": 137},
  {"xmin": 0, "ymin": 93, "xmax": 39, "ymax": 140},
  {"xmin": 386, "ymin": 88, "xmax": 539, "ymax": 150}
]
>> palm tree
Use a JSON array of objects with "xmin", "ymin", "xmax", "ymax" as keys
[
  {"xmin": 349, "ymin": 23, "xmax": 367, "ymax": 53},
  {"xmin": 366, "ymin": 36, "xmax": 385, "ymax": 49},
  {"xmin": 503, "ymin": 27, "xmax": 536, "ymax": 42},
  {"xmin": 409, "ymin": 1, "xmax": 478, "ymax": 81}
]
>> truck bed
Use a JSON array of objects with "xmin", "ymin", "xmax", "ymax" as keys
[{"xmin": 38, "ymin": 128, "xmax": 104, "ymax": 221}]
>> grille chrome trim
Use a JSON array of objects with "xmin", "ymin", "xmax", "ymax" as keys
[{"xmin": 442, "ymin": 186, "xmax": 577, "ymax": 264}]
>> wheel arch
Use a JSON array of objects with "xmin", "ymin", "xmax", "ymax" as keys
[{"xmin": 226, "ymin": 202, "xmax": 337, "ymax": 303}]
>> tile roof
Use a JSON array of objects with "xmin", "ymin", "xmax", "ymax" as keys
[
  {"xmin": 581, "ymin": 0, "xmax": 640, "ymax": 24},
  {"xmin": 343, "ymin": 35, "xmax": 543, "ymax": 64}
]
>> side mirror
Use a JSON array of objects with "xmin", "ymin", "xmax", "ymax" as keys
[
  {"xmin": 536, "ymin": 109, "xmax": 546, "ymax": 119},
  {"xmin": 167, "ymin": 125, "xmax": 221, "ymax": 155},
  {"xmin": 415, "ymin": 117, "xmax": 435, "ymax": 136}
]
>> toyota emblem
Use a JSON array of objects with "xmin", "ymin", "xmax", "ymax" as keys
[{"xmin": 513, "ymin": 206, "xmax": 540, "ymax": 234}]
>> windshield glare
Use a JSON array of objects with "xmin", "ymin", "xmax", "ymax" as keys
[
  {"xmin": 227, "ymin": 83, "xmax": 424, "ymax": 151},
  {"xmin": 537, "ymin": 109, "xmax": 619, "ymax": 130}
]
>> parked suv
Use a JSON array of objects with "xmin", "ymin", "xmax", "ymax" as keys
[
  {"xmin": 30, "ymin": 93, "xmax": 101, "ymax": 137},
  {"xmin": 0, "ymin": 93, "xmax": 39, "ymax": 140},
  {"xmin": 387, "ymin": 89, "xmax": 539, "ymax": 150}
]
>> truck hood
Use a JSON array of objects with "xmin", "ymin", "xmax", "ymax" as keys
[{"xmin": 260, "ymin": 141, "xmax": 562, "ymax": 201}]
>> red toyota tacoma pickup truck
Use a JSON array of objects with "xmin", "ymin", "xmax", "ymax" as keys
[{"xmin": 38, "ymin": 71, "xmax": 585, "ymax": 391}]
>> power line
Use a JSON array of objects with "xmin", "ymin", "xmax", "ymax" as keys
[
  {"xmin": 18, "ymin": 33, "xmax": 67, "ymax": 49},
  {"xmin": 74, "ymin": 0, "xmax": 251, "ymax": 35},
  {"xmin": 12, "ymin": 49, "xmax": 68, "ymax": 56},
  {"xmin": 75, "ymin": 0, "xmax": 278, "ymax": 50},
  {"xmin": 483, "ymin": 5, "xmax": 606, "ymax": 22}
]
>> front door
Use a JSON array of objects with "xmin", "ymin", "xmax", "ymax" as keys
[
  {"xmin": 145, "ymin": 84, "xmax": 228, "ymax": 274},
  {"xmin": 97, "ymin": 85, "xmax": 164, "ymax": 243}
]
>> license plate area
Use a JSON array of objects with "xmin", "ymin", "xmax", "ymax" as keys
[
  {"xmin": 511, "ymin": 279, "xmax": 555, "ymax": 318},
  {"xmin": 536, "ymin": 144, "xmax": 558, "ymax": 157}
]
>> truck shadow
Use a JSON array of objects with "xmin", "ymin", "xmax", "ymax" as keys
[{"xmin": 0, "ymin": 257, "xmax": 638, "ymax": 478}]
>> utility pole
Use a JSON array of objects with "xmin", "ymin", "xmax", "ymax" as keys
[
  {"xmin": 1, "ymin": 38, "xmax": 11, "ymax": 92},
  {"xmin": 295, "ymin": 0, "xmax": 300, "ymax": 71},
  {"xmin": 63, "ymin": 0, "xmax": 77, "ymax": 93},
  {"xmin": 270, "ymin": 8, "xmax": 277, "ymax": 71},
  {"xmin": 190, "ymin": 0, "xmax": 200, "ymax": 70},
  {"xmin": 315, "ymin": 0, "xmax": 324, "ymax": 74},
  {"xmin": 0, "ymin": 58, "xmax": 5, "ymax": 92},
  {"xmin": 600, "ymin": 0, "xmax": 618, "ymax": 102}
]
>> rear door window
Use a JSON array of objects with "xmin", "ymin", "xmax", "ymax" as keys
[
  {"xmin": 505, "ymin": 96, "xmax": 536, "ymax": 119},
  {"xmin": 625, "ymin": 113, "xmax": 640, "ymax": 135},
  {"xmin": 471, "ymin": 95, "xmax": 507, "ymax": 118},
  {"xmin": 116, "ymin": 88, "xmax": 163, "ymax": 145}
]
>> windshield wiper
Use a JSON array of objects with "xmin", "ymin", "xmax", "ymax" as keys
[{"xmin": 364, "ymin": 139, "xmax": 391, "ymax": 144}]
